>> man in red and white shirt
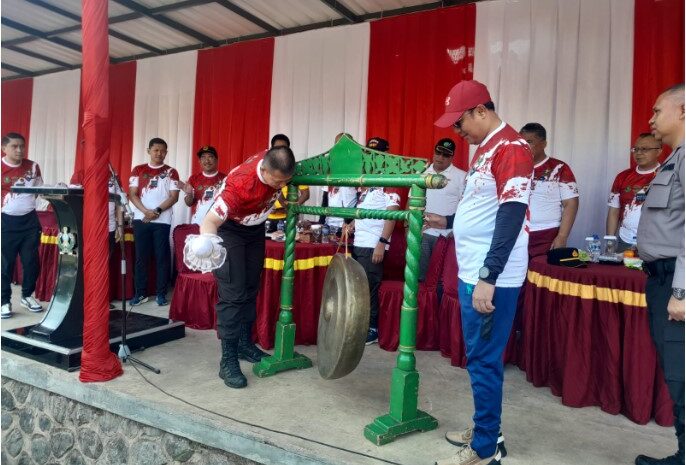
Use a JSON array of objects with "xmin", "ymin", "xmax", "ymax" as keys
[
  {"xmin": 194, "ymin": 146, "xmax": 295, "ymax": 389},
  {"xmin": 520, "ymin": 123, "xmax": 579, "ymax": 257},
  {"xmin": 607, "ymin": 133, "xmax": 662, "ymax": 251},
  {"xmin": 182, "ymin": 145, "xmax": 226, "ymax": 225},
  {"xmin": 1, "ymin": 133, "xmax": 44, "ymax": 318},
  {"xmin": 128, "ymin": 137, "xmax": 180, "ymax": 307},
  {"xmin": 429, "ymin": 80, "xmax": 533, "ymax": 465}
]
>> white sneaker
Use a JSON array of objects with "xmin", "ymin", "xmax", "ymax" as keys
[
  {"xmin": 1, "ymin": 303, "xmax": 12, "ymax": 319},
  {"xmin": 435, "ymin": 445, "xmax": 501, "ymax": 465},
  {"xmin": 20, "ymin": 296, "xmax": 43, "ymax": 312}
]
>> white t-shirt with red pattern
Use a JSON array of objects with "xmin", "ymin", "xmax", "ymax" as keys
[
  {"xmin": 608, "ymin": 165, "xmax": 658, "ymax": 244},
  {"xmin": 353, "ymin": 188, "xmax": 401, "ymax": 249},
  {"xmin": 129, "ymin": 163, "xmax": 180, "ymax": 225},
  {"xmin": 186, "ymin": 171, "xmax": 226, "ymax": 225},
  {"xmin": 454, "ymin": 122, "xmax": 533, "ymax": 287},
  {"xmin": 1, "ymin": 158, "xmax": 43, "ymax": 216},
  {"xmin": 211, "ymin": 151, "xmax": 280, "ymax": 226},
  {"xmin": 529, "ymin": 156, "xmax": 579, "ymax": 231}
]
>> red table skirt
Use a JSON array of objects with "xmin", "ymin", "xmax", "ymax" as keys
[
  {"xmin": 521, "ymin": 256, "xmax": 674, "ymax": 426},
  {"xmin": 379, "ymin": 288, "xmax": 518, "ymax": 367},
  {"xmin": 29, "ymin": 227, "xmax": 155, "ymax": 302},
  {"xmin": 169, "ymin": 241, "xmax": 338, "ymax": 349}
]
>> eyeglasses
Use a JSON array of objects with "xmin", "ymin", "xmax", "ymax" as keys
[
  {"xmin": 630, "ymin": 147, "xmax": 661, "ymax": 154},
  {"xmin": 453, "ymin": 108, "xmax": 475, "ymax": 130},
  {"xmin": 434, "ymin": 150, "xmax": 454, "ymax": 158}
]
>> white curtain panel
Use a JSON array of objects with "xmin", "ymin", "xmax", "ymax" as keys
[
  {"xmin": 28, "ymin": 69, "xmax": 81, "ymax": 186},
  {"xmin": 132, "ymin": 50, "xmax": 198, "ymax": 229},
  {"xmin": 269, "ymin": 22, "xmax": 370, "ymax": 211},
  {"xmin": 474, "ymin": 0, "xmax": 634, "ymax": 247}
]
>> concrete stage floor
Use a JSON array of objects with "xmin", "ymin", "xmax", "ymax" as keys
[{"xmin": 1, "ymin": 290, "xmax": 677, "ymax": 465}]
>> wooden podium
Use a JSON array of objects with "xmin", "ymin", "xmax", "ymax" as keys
[{"xmin": 1, "ymin": 186, "xmax": 184, "ymax": 371}]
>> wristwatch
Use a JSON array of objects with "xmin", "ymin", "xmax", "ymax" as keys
[
  {"xmin": 379, "ymin": 237, "xmax": 390, "ymax": 245},
  {"xmin": 478, "ymin": 266, "xmax": 497, "ymax": 284},
  {"xmin": 154, "ymin": 207, "xmax": 163, "ymax": 215},
  {"xmin": 672, "ymin": 288, "xmax": 685, "ymax": 301}
]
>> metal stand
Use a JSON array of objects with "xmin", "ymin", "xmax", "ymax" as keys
[{"xmin": 113, "ymin": 176, "xmax": 160, "ymax": 375}]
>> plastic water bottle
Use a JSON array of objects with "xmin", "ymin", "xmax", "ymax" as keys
[
  {"xmin": 321, "ymin": 224, "xmax": 330, "ymax": 243},
  {"xmin": 587, "ymin": 234, "xmax": 601, "ymax": 263},
  {"xmin": 265, "ymin": 220, "xmax": 272, "ymax": 233},
  {"xmin": 277, "ymin": 220, "xmax": 285, "ymax": 232}
]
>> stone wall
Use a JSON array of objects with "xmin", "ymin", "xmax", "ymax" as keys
[{"xmin": 1, "ymin": 378, "xmax": 259, "ymax": 465}]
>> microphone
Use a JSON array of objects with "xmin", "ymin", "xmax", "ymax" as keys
[{"xmin": 108, "ymin": 163, "xmax": 134, "ymax": 221}]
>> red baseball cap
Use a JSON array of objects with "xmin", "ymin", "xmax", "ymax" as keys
[{"xmin": 434, "ymin": 80, "xmax": 492, "ymax": 128}]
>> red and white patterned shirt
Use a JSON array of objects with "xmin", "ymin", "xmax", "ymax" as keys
[
  {"xmin": 211, "ymin": 151, "xmax": 280, "ymax": 226},
  {"xmin": 186, "ymin": 171, "xmax": 226, "ymax": 225},
  {"xmin": 1, "ymin": 158, "xmax": 42, "ymax": 216},
  {"xmin": 129, "ymin": 163, "xmax": 180, "ymax": 225},
  {"xmin": 454, "ymin": 122, "xmax": 533, "ymax": 287},
  {"xmin": 608, "ymin": 165, "xmax": 659, "ymax": 244},
  {"xmin": 529, "ymin": 156, "xmax": 578, "ymax": 231}
]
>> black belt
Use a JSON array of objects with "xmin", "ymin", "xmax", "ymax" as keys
[{"xmin": 643, "ymin": 257, "xmax": 676, "ymax": 283}]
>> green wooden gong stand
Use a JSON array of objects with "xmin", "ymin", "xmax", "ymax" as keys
[{"xmin": 253, "ymin": 135, "xmax": 447, "ymax": 445}]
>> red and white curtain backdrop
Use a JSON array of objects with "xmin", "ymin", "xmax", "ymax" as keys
[
  {"xmin": 193, "ymin": 38, "xmax": 274, "ymax": 175},
  {"xmin": 1, "ymin": 0, "xmax": 683, "ymax": 246}
]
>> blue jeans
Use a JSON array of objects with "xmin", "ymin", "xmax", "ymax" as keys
[
  {"xmin": 132, "ymin": 220, "xmax": 171, "ymax": 298},
  {"xmin": 458, "ymin": 279, "xmax": 520, "ymax": 458}
]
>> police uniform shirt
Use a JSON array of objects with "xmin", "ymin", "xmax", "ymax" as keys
[{"xmin": 637, "ymin": 143, "xmax": 685, "ymax": 289}]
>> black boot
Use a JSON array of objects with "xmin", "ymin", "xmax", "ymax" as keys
[
  {"xmin": 218, "ymin": 338, "xmax": 247, "ymax": 389},
  {"xmin": 237, "ymin": 322, "xmax": 269, "ymax": 363},
  {"xmin": 635, "ymin": 453, "xmax": 683, "ymax": 465}
]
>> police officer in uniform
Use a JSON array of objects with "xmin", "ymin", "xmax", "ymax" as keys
[{"xmin": 636, "ymin": 83, "xmax": 685, "ymax": 465}]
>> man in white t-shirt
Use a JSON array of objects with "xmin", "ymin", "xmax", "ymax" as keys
[
  {"xmin": 428, "ymin": 80, "xmax": 533, "ymax": 465},
  {"xmin": 346, "ymin": 137, "xmax": 400, "ymax": 345},
  {"xmin": 1, "ymin": 133, "xmax": 44, "ymax": 318},
  {"xmin": 419, "ymin": 138, "xmax": 466, "ymax": 281},
  {"xmin": 128, "ymin": 137, "xmax": 180, "ymax": 307},
  {"xmin": 321, "ymin": 132, "xmax": 358, "ymax": 232},
  {"xmin": 520, "ymin": 123, "xmax": 579, "ymax": 257}
]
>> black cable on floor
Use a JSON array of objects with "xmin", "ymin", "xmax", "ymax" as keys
[{"xmin": 129, "ymin": 362, "xmax": 408, "ymax": 465}]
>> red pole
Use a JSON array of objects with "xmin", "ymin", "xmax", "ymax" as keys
[{"xmin": 79, "ymin": 0, "xmax": 123, "ymax": 382}]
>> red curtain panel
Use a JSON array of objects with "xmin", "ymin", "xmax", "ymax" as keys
[
  {"xmin": 366, "ymin": 4, "xmax": 476, "ymax": 170},
  {"xmin": 1, "ymin": 78, "xmax": 33, "ymax": 155},
  {"xmin": 631, "ymin": 0, "xmax": 684, "ymax": 163},
  {"xmin": 193, "ymin": 38, "xmax": 275, "ymax": 174}
]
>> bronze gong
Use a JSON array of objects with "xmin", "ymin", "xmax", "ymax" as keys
[{"xmin": 317, "ymin": 254, "xmax": 370, "ymax": 379}]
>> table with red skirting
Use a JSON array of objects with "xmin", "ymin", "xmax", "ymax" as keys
[
  {"xmin": 169, "ymin": 239, "xmax": 338, "ymax": 349},
  {"xmin": 521, "ymin": 255, "xmax": 674, "ymax": 426}
]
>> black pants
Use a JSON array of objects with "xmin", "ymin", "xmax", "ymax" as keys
[
  {"xmin": 214, "ymin": 221, "xmax": 265, "ymax": 340},
  {"xmin": 645, "ymin": 260, "xmax": 685, "ymax": 460},
  {"xmin": 352, "ymin": 246, "xmax": 384, "ymax": 329},
  {"xmin": 1, "ymin": 220, "xmax": 41, "ymax": 306},
  {"xmin": 0, "ymin": 211, "xmax": 41, "ymax": 305},
  {"xmin": 132, "ymin": 220, "xmax": 171, "ymax": 298}
]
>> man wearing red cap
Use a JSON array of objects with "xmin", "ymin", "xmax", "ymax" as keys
[{"xmin": 427, "ymin": 80, "xmax": 533, "ymax": 465}]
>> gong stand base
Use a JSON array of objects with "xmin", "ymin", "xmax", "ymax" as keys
[
  {"xmin": 363, "ymin": 365, "xmax": 438, "ymax": 445},
  {"xmin": 253, "ymin": 321, "xmax": 313, "ymax": 377},
  {"xmin": 364, "ymin": 410, "xmax": 438, "ymax": 446}
]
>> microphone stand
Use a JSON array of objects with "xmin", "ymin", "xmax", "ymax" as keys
[{"xmin": 111, "ymin": 167, "xmax": 160, "ymax": 374}]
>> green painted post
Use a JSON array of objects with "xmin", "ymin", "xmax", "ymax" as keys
[
  {"xmin": 364, "ymin": 184, "xmax": 438, "ymax": 445},
  {"xmin": 253, "ymin": 185, "xmax": 312, "ymax": 377}
]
